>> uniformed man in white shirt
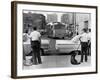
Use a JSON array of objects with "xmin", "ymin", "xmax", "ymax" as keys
[
  {"xmin": 29, "ymin": 27, "xmax": 42, "ymax": 65},
  {"xmin": 79, "ymin": 28, "xmax": 91, "ymax": 62}
]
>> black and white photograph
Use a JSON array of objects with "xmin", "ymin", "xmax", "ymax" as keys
[
  {"xmin": 23, "ymin": 10, "xmax": 91, "ymax": 68},
  {"xmin": 11, "ymin": 1, "xmax": 97, "ymax": 78}
]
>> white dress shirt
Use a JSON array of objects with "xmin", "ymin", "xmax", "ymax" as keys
[
  {"xmin": 80, "ymin": 33, "xmax": 91, "ymax": 42},
  {"xmin": 72, "ymin": 32, "xmax": 91, "ymax": 43},
  {"xmin": 29, "ymin": 31, "xmax": 41, "ymax": 41}
]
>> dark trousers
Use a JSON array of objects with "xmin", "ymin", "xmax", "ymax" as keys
[
  {"xmin": 81, "ymin": 42, "xmax": 88, "ymax": 62},
  {"xmin": 31, "ymin": 41, "xmax": 42, "ymax": 64},
  {"xmin": 88, "ymin": 43, "xmax": 91, "ymax": 56}
]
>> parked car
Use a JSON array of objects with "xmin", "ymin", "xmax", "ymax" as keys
[
  {"xmin": 23, "ymin": 35, "xmax": 81, "ymax": 55},
  {"xmin": 55, "ymin": 40, "xmax": 81, "ymax": 53}
]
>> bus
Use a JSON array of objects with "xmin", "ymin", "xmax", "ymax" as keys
[{"xmin": 46, "ymin": 22, "xmax": 67, "ymax": 39}]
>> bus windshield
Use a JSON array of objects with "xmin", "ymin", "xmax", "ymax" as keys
[
  {"xmin": 54, "ymin": 25, "xmax": 65, "ymax": 29},
  {"xmin": 53, "ymin": 22, "xmax": 65, "ymax": 29}
]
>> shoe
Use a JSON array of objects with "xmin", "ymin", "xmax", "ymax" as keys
[
  {"xmin": 39, "ymin": 62, "xmax": 42, "ymax": 64},
  {"xmin": 85, "ymin": 60, "xmax": 87, "ymax": 62},
  {"xmin": 80, "ymin": 60, "xmax": 83, "ymax": 62},
  {"xmin": 33, "ymin": 63, "xmax": 38, "ymax": 65}
]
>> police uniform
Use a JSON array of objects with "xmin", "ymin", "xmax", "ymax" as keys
[
  {"xmin": 29, "ymin": 30, "xmax": 42, "ymax": 64},
  {"xmin": 80, "ymin": 32, "xmax": 90, "ymax": 62}
]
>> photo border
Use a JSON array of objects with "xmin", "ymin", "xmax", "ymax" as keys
[{"xmin": 11, "ymin": 1, "xmax": 98, "ymax": 79}]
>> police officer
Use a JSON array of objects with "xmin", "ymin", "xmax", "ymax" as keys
[
  {"xmin": 29, "ymin": 27, "xmax": 42, "ymax": 65},
  {"xmin": 79, "ymin": 28, "xmax": 90, "ymax": 62}
]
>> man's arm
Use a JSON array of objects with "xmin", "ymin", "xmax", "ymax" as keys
[
  {"xmin": 27, "ymin": 33, "xmax": 32, "ymax": 41},
  {"xmin": 38, "ymin": 32, "xmax": 41, "ymax": 46}
]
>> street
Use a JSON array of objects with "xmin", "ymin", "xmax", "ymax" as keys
[{"xmin": 23, "ymin": 55, "xmax": 91, "ymax": 69}]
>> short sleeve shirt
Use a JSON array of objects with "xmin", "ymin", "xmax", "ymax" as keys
[
  {"xmin": 29, "ymin": 31, "xmax": 41, "ymax": 41},
  {"xmin": 80, "ymin": 33, "xmax": 91, "ymax": 42}
]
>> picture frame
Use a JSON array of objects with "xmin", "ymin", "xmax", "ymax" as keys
[{"xmin": 11, "ymin": 1, "xmax": 98, "ymax": 79}]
